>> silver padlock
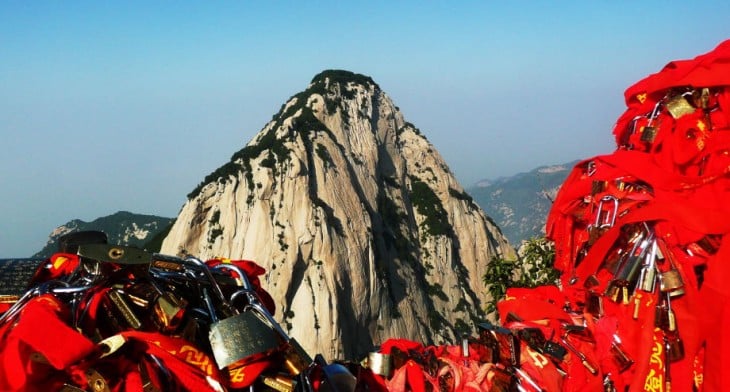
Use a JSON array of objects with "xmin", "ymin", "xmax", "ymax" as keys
[
  {"xmin": 180, "ymin": 258, "xmax": 281, "ymax": 370},
  {"xmin": 216, "ymin": 263, "xmax": 312, "ymax": 374}
]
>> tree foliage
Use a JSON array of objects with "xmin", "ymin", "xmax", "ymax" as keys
[{"xmin": 482, "ymin": 237, "xmax": 560, "ymax": 317}]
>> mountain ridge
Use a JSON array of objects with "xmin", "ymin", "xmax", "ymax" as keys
[
  {"xmin": 161, "ymin": 69, "xmax": 515, "ymax": 359},
  {"xmin": 34, "ymin": 211, "xmax": 173, "ymax": 258}
]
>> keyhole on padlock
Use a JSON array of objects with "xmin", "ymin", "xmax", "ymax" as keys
[{"xmin": 108, "ymin": 248, "xmax": 125, "ymax": 260}]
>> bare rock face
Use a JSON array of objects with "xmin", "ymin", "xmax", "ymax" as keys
[{"xmin": 161, "ymin": 70, "xmax": 515, "ymax": 360}]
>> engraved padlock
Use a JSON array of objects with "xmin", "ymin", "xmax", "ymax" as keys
[
  {"xmin": 164, "ymin": 256, "xmax": 280, "ymax": 370},
  {"xmin": 666, "ymin": 93, "xmax": 696, "ymax": 119},
  {"xmin": 214, "ymin": 263, "xmax": 313, "ymax": 375},
  {"xmin": 107, "ymin": 289, "xmax": 142, "ymax": 330}
]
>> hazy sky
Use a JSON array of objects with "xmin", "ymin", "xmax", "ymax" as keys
[{"xmin": 2, "ymin": 1, "xmax": 729, "ymax": 257}]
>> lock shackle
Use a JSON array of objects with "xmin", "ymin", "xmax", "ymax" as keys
[
  {"xmin": 594, "ymin": 195, "xmax": 619, "ymax": 229},
  {"xmin": 0, "ymin": 280, "xmax": 71, "ymax": 325},
  {"xmin": 246, "ymin": 300, "xmax": 292, "ymax": 342},
  {"xmin": 211, "ymin": 263, "xmax": 256, "ymax": 294},
  {"xmin": 184, "ymin": 257, "xmax": 229, "ymax": 304}
]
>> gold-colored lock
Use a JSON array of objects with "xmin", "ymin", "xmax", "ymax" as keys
[
  {"xmin": 107, "ymin": 289, "xmax": 142, "ymax": 330},
  {"xmin": 283, "ymin": 338, "xmax": 313, "ymax": 376},
  {"xmin": 640, "ymin": 126, "xmax": 658, "ymax": 143},
  {"xmin": 666, "ymin": 93, "xmax": 696, "ymax": 119},
  {"xmin": 660, "ymin": 269, "xmax": 684, "ymax": 295}
]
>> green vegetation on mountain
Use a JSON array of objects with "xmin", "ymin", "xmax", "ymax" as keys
[
  {"xmin": 408, "ymin": 176, "xmax": 451, "ymax": 237},
  {"xmin": 482, "ymin": 237, "xmax": 560, "ymax": 317},
  {"xmin": 35, "ymin": 211, "xmax": 174, "ymax": 257}
]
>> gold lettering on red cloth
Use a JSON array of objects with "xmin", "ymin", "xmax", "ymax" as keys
[{"xmin": 643, "ymin": 330, "xmax": 665, "ymax": 392}]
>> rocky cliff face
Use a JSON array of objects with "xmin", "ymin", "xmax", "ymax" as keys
[{"xmin": 161, "ymin": 70, "xmax": 514, "ymax": 360}]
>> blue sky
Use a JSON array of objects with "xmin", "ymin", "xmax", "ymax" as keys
[{"xmin": 1, "ymin": 1, "xmax": 729, "ymax": 256}]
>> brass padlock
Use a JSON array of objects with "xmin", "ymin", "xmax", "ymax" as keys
[
  {"xmin": 283, "ymin": 338, "xmax": 313, "ymax": 376},
  {"xmin": 666, "ymin": 93, "xmax": 696, "ymax": 119},
  {"xmin": 640, "ymin": 126, "xmax": 658, "ymax": 143},
  {"xmin": 107, "ymin": 289, "xmax": 142, "ymax": 330},
  {"xmin": 262, "ymin": 375, "xmax": 295, "ymax": 392},
  {"xmin": 659, "ymin": 269, "xmax": 684, "ymax": 294}
]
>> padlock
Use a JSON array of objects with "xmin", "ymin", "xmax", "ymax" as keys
[
  {"xmin": 144, "ymin": 279, "xmax": 188, "ymax": 333},
  {"xmin": 477, "ymin": 323, "xmax": 500, "ymax": 363},
  {"xmin": 609, "ymin": 337, "xmax": 633, "ymax": 372},
  {"xmin": 213, "ymin": 262, "xmax": 313, "ymax": 374},
  {"xmin": 585, "ymin": 291, "xmax": 604, "ymax": 318},
  {"xmin": 204, "ymin": 287, "xmax": 281, "ymax": 369},
  {"xmin": 640, "ymin": 126, "xmax": 658, "ymax": 143},
  {"xmin": 543, "ymin": 340, "xmax": 567, "ymax": 362},
  {"xmin": 262, "ymin": 375, "xmax": 296, "ymax": 392},
  {"xmin": 613, "ymin": 232, "xmax": 652, "ymax": 288},
  {"xmin": 659, "ymin": 269, "xmax": 685, "ymax": 296},
  {"xmin": 666, "ymin": 93, "xmax": 696, "ymax": 119},
  {"xmin": 665, "ymin": 334, "xmax": 685, "ymax": 363},
  {"xmin": 656, "ymin": 240, "xmax": 686, "ymax": 298},
  {"xmin": 477, "ymin": 322, "xmax": 517, "ymax": 366},
  {"xmin": 363, "ymin": 351, "xmax": 392, "ymax": 378},
  {"xmin": 637, "ymin": 239, "xmax": 658, "ymax": 293},
  {"xmin": 604, "ymin": 282, "xmax": 622, "ymax": 304},
  {"xmin": 655, "ymin": 295, "xmax": 678, "ymax": 333},
  {"xmin": 77, "ymin": 243, "xmax": 153, "ymax": 265},
  {"xmin": 107, "ymin": 289, "xmax": 142, "ymax": 330},
  {"xmin": 183, "ymin": 258, "xmax": 286, "ymax": 370}
]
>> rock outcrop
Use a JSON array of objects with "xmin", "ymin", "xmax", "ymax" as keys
[{"xmin": 161, "ymin": 70, "xmax": 514, "ymax": 360}]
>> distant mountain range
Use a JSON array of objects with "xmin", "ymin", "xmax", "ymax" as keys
[
  {"xmin": 467, "ymin": 161, "xmax": 579, "ymax": 245},
  {"xmin": 34, "ymin": 211, "xmax": 174, "ymax": 258}
]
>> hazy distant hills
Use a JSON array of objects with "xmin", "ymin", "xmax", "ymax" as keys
[
  {"xmin": 34, "ymin": 211, "xmax": 174, "ymax": 258},
  {"xmin": 32, "ymin": 162, "xmax": 580, "ymax": 258},
  {"xmin": 467, "ymin": 161, "xmax": 578, "ymax": 245}
]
